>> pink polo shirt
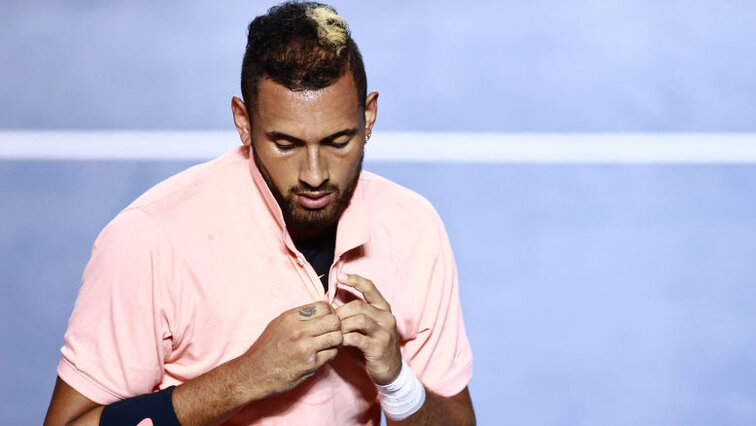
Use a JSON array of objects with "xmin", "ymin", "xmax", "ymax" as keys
[{"xmin": 58, "ymin": 145, "xmax": 472, "ymax": 425}]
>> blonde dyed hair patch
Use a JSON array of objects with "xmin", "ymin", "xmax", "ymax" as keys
[{"xmin": 305, "ymin": 4, "xmax": 350, "ymax": 54}]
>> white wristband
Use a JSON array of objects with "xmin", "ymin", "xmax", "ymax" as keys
[{"xmin": 376, "ymin": 360, "xmax": 426, "ymax": 421}]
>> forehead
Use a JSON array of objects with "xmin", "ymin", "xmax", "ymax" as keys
[{"xmin": 253, "ymin": 73, "xmax": 362, "ymax": 136}]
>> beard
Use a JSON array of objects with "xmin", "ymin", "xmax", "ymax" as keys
[{"xmin": 253, "ymin": 148, "xmax": 363, "ymax": 237}]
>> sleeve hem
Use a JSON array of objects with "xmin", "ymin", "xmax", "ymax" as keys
[
  {"xmin": 57, "ymin": 357, "xmax": 122, "ymax": 405},
  {"xmin": 422, "ymin": 360, "xmax": 473, "ymax": 398}
]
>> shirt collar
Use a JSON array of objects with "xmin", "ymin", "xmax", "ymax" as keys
[
  {"xmin": 334, "ymin": 178, "xmax": 370, "ymax": 257},
  {"xmin": 246, "ymin": 146, "xmax": 370, "ymax": 256}
]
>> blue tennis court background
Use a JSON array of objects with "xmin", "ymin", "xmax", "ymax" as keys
[
  {"xmin": 2, "ymin": 0, "xmax": 755, "ymax": 131},
  {"xmin": 2, "ymin": 1, "xmax": 756, "ymax": 424},
  {"xmin": 3, "ymin": 158, "xmax": 756, "ymax": 424}
]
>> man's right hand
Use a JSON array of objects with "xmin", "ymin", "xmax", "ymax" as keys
[
  {"xmin": 171, "ymin": 300, "xmax": 343, "ymax": 426},
  {"xmin": 237, "ymin": 300, "xmax": 344, "ymax": 399},
  {"xmin": 45, "ymin": 301, "xmax": 344, "ymax": 426}
]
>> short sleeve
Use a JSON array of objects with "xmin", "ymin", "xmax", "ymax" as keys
[
  {"xmin": 58, "ymin": 208, "xmax": 174, "ymax": 404},
  {"xmin": 401, "ymin": 209, "xmax": 473, "ymax": 397}
]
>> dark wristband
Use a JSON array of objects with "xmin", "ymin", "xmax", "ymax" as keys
[{"xmin": 99, "ymin": 385, "xmax": 181, "ymax": 426}]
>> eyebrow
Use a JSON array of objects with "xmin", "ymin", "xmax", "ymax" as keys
[{"xmin": 265, "ymin": 128, "xmax": 358, "ymax": 144}]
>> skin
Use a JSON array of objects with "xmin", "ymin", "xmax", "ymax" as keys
[
  {"xmin": 44, "ymin": 72, "xmax": 474, "ymax": 425},
  {"xmin": 45, "ymin": 301, "xmax": 343, "ymax": 426},
  {"xmin": 239, "ymin": 72, "xmax": 373, "ymax": 240},
  {"xmin": 336, "ymin": 273, "xmax": 476, "ymax": 426}
]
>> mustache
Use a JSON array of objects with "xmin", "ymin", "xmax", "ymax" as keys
[{"xmin": 291, "ymin": 182, "xmax": 340, "ymax": 194}]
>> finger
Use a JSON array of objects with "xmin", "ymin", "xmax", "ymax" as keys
[
  {"xmin": 335, "ymin": 299, "xmax": 374, "ymax": 320},
  {"xmin": 342, "ymin": 331, "xmax": 370, "ymax": 352},
  {"xmin": 340, "ymin": 313, "xmax": 379, "ymax": 336},
  {"xmin": 336, "ymin": 300, "xmax": 394, "ymax": 330},
  {"xmin": 315, "ymin": 348, "xmax": 339, "ymax": 366},
  {"xmin": 303, "ymin": 313, "xmax": 342, "ymax": 337},
  {"xmin": 294, "ymin": 301, "xmax": 333, "ymax": 320},
  {"xmin": 337, "ymin": 273, "xmax": 391, "ymax": 310},
  {"xmin": 311, "ymin": 330, "xmax": 344, "ymax": 352}
]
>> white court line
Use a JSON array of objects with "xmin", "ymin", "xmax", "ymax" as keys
[{"xmin": 1, "ymin": 130, "xmax": 756, "ymax": 163}]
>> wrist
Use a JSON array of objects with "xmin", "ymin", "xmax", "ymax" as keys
[
  {"xmin": 229, "ymin": 355, "xmax": 270, "ymax": 403},
  {"xmin": 375, "ymin": 360, "xmax": 426, "ymax": 421},
  {"xmin": 374, "ymin": 358, "xmax": 403, "ymax": 386}
]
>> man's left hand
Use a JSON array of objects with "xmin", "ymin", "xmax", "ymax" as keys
[{"xmin": 336, "ymin": 273, "xmax": 402, "ymax": 385}]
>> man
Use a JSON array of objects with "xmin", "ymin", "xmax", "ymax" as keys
[{"xmin": 44, "ymin": 2, "xmax": 474, "ymax": 425}]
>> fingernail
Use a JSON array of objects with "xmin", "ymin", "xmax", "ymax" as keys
[{"xmin": 338, "ymin": 273, "xmax": 348, "ymax": 282}]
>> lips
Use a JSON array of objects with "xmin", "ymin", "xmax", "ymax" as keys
[{"xmin": 297, "ymin": 192, "xmax": 332, "ymax": 209}]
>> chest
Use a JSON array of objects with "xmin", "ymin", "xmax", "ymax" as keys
[{"xmin": 166, "ymin": 229, "xmax": 415, "ymax": 365}]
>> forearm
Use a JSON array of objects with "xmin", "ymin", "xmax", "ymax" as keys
[
  {"xmin": 172, "ymin": 354, "xmax": 263, "ymax": 426},
  {"xmin": 386, "ymin": 388, "xmax": 475, "ymax": 426},
  {"xmin": 62, "ymin": 301, "xmax": 340, "ymax": 426},
  {"xmin": 68, "ymin": 355, "xmax": 260, "ymax": 426}
]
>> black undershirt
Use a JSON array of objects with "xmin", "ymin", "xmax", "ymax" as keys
[{"xmin": 293, "ymin": 224, "xmax": 337, "ymax": 292}]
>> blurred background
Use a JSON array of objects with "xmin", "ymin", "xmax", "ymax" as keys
[{"xmin": 2, "ymin": 1, "xmax": 756, "ymax": 424}]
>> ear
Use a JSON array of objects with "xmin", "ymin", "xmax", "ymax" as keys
[
  {"xmin": 231, "ymin": 96, "xmax": 252, "ymax": 146},
  {"xmin": 364, "ymin": 91, "xmax": 379, "ymax": 139}
]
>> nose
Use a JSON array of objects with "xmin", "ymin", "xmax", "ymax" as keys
[{"xmin": 299, "ymin": 144, "xmax": 329, "ymax": 189}]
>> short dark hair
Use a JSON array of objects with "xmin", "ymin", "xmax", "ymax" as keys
[{"xmin": 241, "ymin": 2, "xmax": 367, "ymax": 108}]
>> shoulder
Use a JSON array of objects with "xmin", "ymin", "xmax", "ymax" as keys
[
  {"xmin": 127, "ymin": 147, "xmax": 249, "ymax": 216},
  {"xmin": 358, "ymin": 170, "xmax": 443, "ymax": 227},
  {"xmin": 95, "ymin": 147, "xmax": 253, "ymax": 250},
  {"xmin": 357, "ymin": 171, "xmax": 446, "ymax": 246}
]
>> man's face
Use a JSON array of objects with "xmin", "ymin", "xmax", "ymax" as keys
[{"xmin": 243, "ymin": 73, "xmax": 375, "ymax": 238}]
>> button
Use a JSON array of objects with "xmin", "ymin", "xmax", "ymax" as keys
[{"xmin": 296, "ymin": 256, "xmax": 305, "ymax": 266}]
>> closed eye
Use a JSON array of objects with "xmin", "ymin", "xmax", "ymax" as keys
[
  {"xmin": 265, "ymin": 129, "xmax": 357, "ymax": 151},
  {"xmin": 274, "ymin": 142, "xmax": 297, "ymax": 151},
  {"xmin": 326, "ymin": 134, "xmax": 353, "ymax": 149}
]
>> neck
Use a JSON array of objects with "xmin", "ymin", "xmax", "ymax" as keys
[{"xmin": 289, "ymin": 223, "xmax": 336, "ymax": 244}]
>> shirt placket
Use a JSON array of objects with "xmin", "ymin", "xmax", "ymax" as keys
[
  {"xmin": 289, "ymin": 248, "xmax": 328, "ymax": 301},
  {"xmin": 327, "ymin": 255, "xmax": 343, "ymax": 303}
]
